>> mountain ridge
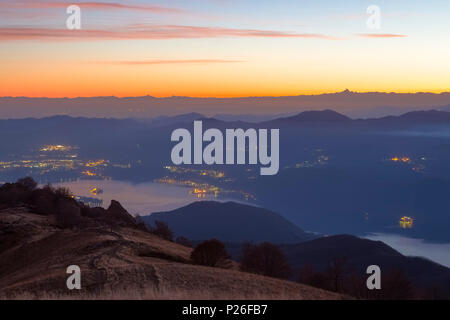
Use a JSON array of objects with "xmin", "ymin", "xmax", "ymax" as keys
[
  {"xmin": 144, "ymin": 201, "xmax": 314, "ymax": 244},
  {"xmin": 225, "ymin": 234, "xmax": 450, "ymax": 294},
  {"xmin": 2, "ymin": 91, "xmax": 450, "ymax": 119},
  {"xmin": 3, "ymin": 109, "xmax": 450, "ymax": 126}
]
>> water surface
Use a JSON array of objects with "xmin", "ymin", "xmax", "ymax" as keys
[{"xmin": 55, "ymin": 179, "xmax": 219, "ymax": 215}]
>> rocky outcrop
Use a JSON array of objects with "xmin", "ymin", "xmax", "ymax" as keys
[
  {"xmin": 105, "ymin": 200, "xmax": 137, "ymax": 227},
  {"xmin": 0, "ymin": 178, "xmax": 140, "ymax": 230}
]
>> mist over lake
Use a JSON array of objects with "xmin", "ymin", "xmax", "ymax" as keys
[{"xmin": 364, "ymin": 233, "xmax": 450, "ymax": 268}]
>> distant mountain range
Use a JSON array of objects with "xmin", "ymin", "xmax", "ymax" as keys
[
  {"xmin": 1, "ymin": 91, "xmax": 450, "ymax": 119},
  {"xmin": 263, "ymin": 109, "xmax": 351, "ymax": 126},
  {"xmin": 186, "ymin": 109, "xmax": 450, "ymax": 128},
  {"xmin": 1, "ymin": 110, "xmax": 450, "ymax": 244},
  {"xmin": 128, "ymin": 108, "xmax": 450, "ymax": 129},
  {"xmin": 263, "ymin": 109, "xmax": 450, "ymax": 127},
  {"xmin": 2, "ymin": 108, "xmax": 450, "ymax": 129},
  {"xmin": 144, "ymin": 201, "xmax": 314, "ymax": 243},
  {"xmin": 368, "ymin": 109, "xmax": 450, "ymax": 124},
  {"xmin": 151, "ymin": 109, "xmax": 450, "ymax": 127}
]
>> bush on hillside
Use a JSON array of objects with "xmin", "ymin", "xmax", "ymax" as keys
[
  {"xmin": 190, "ymin": 239, "xmax": 231, "ymax": 268},
  {"xmin": 150, "ymin": 220, "xmax": 174, "ymax": 241},
  {"xmin": 240, "ymin": 242, "xmax": 292, "ymax": 279}
]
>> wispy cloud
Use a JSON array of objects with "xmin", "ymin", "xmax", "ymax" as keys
[
  {"xmin": 0, "ymin": 1, "xmax": 184, "ymax": 14},
  {"xmin": 357, "ymin": 33, "xmax": 407, "ymax": 38},
  {"xmin": 96, "ymin": 59, "xmax": 244, "ymax": 65},
  {"xmin": 0, "ymin": 25, "xmax": 339, "ymax": 41}
]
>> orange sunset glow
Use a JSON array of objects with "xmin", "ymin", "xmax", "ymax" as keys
[{"xmin": 0, "ymin": 1, "xmax": 449, "ymax": 98}]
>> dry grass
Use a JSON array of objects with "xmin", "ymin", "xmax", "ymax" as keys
[
  {"xmin": 2, "ymin": 286, "xmax": 345, "ymax": 300},
  {"xmin": 0, "ymin": 209, "xmax": 346, "ymax": 301}
]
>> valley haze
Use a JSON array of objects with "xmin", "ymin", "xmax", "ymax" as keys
[{"xmin": 1, "ymin": 91, "xmax": 450, "ymax": 119}]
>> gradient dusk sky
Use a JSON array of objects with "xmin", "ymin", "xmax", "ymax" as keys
[{"xmin": 0, "ymin": 0, "xmax": 449, "ymax": 98}]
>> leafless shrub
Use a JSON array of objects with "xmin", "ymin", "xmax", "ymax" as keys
[
  {"xmin": 240, "ymin": 242, "xmax": 292, "ymax": 279},
  {"xmin": 190, "ymin": 239, "xmax": 231, "ymax": 268},
  {"xmin": 150, "ymin": 220, "xmax": 174, "ymax": 241},
  {"xmin": 16, "ymin": 177, "xmax": 37, "ymax": 191}
]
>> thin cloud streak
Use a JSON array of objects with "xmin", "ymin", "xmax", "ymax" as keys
[
  {"xmin": 0, "ymin": 1, "xmax": 184, "ymax": 13},
  {"xmin": 357, "ymin": 33, "xmax": 407, "ymax": 38},
  {"xmin": 0, "ymin": 25, "xmax": 340, "ymax": 41},
  {"xmin": 96, "ymin": 59, "xmax": 245, "ymax": 65}
]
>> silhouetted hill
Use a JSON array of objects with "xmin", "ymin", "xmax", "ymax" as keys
[
  {"xmin": 281, "ymin": 234, "xmax": 402, "ymax": 266},
  {"xmin": 282, "ymin": 235, "xmax": 450, "ymax": 292},
  {"xmin": 286, "ymin": 110, "xmax": 352, "ymax": 122},
  {"xmin": 439, "ymin": 104, "xmax": 450, "ymax": 112},
  {"xmin": 224, "ymin": 234, "xmax": 450, "ymax": 294},
  {"xmin": 369, "ymin": 110, "xmax": 450, "ymax": 124},
  {"xmin": 144, "ymin": 201, "xmax": 314, "ymax": 243},
  {"xmin": 266, "ymin": 110, "xmax": 351, "ymax": 126},
  {"xmin": 265, "ymin": 109, "xmax": 450, "ymax": 127}
]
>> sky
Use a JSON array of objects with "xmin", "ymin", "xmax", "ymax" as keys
[{"xmin": 0, "ymin": 0, "xmax": 449, "ymax": 98}]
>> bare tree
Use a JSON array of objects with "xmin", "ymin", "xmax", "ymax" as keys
[
  {"xmin": 326, "ymin": 257, "xmax": 349, "ymax": 293},
  {"xmin": 240, "ymin": 242, "xmax": 292, "ymax": 279},
  {"xmin": 151, "ymin": 220, "xmax": 173, "ymax": 241}
]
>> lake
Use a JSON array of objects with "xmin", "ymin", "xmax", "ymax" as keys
[
  {"xmin": 54, "ymin": 179, "xmax": 222, "ymax": 215},
  {"xmin": 52, "ymin": 180, "xmax": 450, "ymax": 268}
]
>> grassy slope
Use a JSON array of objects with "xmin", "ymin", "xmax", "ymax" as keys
[{"xmin": 0, "ymin": 208, "xmax": 344, "ymax": 300}]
